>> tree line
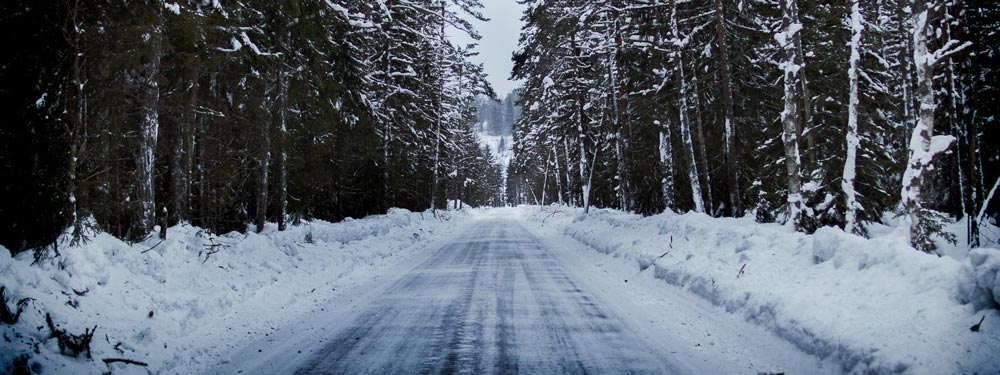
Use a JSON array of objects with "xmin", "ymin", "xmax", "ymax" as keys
[
  {"xmin": 509, "ymin": 0, "xmax": 998, "ymax": 251},
  {"xmin": 0, "ymin": 0, "xmax": 504, "ymax": 255}
]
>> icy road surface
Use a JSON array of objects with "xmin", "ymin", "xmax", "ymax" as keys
[
  {"xmin": 209, "ymin": 215, "xmax": 835, "ymax": 374},
  {"xmin": 292, "ymin": 219, "xmax": 675, "ymax": 374}
]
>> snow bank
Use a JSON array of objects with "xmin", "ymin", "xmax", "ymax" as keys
[
  {"xmin": 518, "ymin": 206, "xmax": 1000, "ymax": 375},
  {"xmin": 0, "ymin": 208, "xmax": 465, "ymax": 374},
  {"xmin": 966, "ymin": 247, "xmax": 1000, "ymax": 309}
]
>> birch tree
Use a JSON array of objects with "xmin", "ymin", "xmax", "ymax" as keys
[
  {"xmin": 900, "ymin": 0, "xmax": 969, "ymax": 251},
  {"xmin": 668, "ymin": 0, "xmax": 705, "ymax": 213},
  {"xmin": 778, "ymin": 0, "xmax": 805, "ymax": 231},
  {"xmin": 842, "ymin": 0, "xmax": 864, "ymax": 236}
]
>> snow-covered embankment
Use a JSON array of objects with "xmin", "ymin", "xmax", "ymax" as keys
[
  {"xmin": 0, "ymin": 208, "xmax": 467, "ymax": 374},
  {"xmin": 517, "ymin": 206, "xmax": 1000, "ymax": 375}
]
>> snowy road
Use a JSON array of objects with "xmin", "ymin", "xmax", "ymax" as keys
[
  {"xmin": 210, "ymin": 214, "xmax": 834, "ymax": 375},
  {"xmin": 291, "ymin": 218, "xmax": 678, "ymax": 374}
]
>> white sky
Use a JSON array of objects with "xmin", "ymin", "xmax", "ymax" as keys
[{"xmin": 450, "ymin": 0, "xmax": 527, "ymax": 98}]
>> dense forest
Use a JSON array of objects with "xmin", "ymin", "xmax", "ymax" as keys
[
  {"xmin": 475, "ymin": 91, "xmax": 520, "ymax": 137},
  {"xmin": 508, "ymin": 0, "xmax": 998, "ymax": 251},
  {"xmin": 2, "ymin": 0, "xmax": 997, "ymax": 256},
  {"xmin": 473, "ymin": 92, "xmax": 518, "ymax": 203},
  {"xmin": 0, "ymin": 0, "xmax": 506, "ymax": 255}
]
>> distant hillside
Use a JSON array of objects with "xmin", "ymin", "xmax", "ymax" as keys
[
  {"xmin": 474, "ymin": 91, "xmax": 519, "ymax": 137},
  {"xmin": 473, "ymin": 91, "xmax": 519, "ymax": 203},
  {"xmin": 473, "ymin": 91, "xmax": 519, "ymax": 166}
]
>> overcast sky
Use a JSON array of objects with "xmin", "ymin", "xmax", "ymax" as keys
[{"xmin": 451, "ymin": 1, "xmax": 527, "ymax": 98}]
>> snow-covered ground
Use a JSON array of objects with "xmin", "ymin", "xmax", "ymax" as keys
[
  {"xmin": 2, "ymin": 206, "xmax": 999, "ymax": 375},
  {"xmin": 0, "ymin": 209, "xmax": 470, "ymax": 375},
  {"xmin": 210, "ymin": 213, "xmax": 838, "ymax": 375},
  {"xmin": 513, "ymin": 205, "xmax": 1000, "ymax": 375}
]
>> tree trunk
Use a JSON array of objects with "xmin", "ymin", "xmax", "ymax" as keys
[
  {"xmin": 66, "ymin": 0, "xmax": 87, "ymax": 243},
  {"xmin": 843, "ymin": 0, "xmax": 864, "ymax": 236},
  {"xmin": 659, "ymin": 119, "xmax": 676, "ymax": 211},
  {"xmin": 943, "ymin": 0, "xmax": 976, "ymax": 245},
  {"xmin": 430, "ymin": 0, "xmax": 446, "ymax": 214},
  {"xmin": 182, "ymin": 70, "xmax": 198, "ymax": 224},
  {"xmin": 609, "ymin": 4, "xmax": 631, "ymax": 212},
  {"xmin": 553, "ymin": 145, "xmax": 564, "ymax": 205},
  {"xmin": 967, "ymin": 101, "xmax": 980, "ymax": 247},
  {"xmin": 171, "ymin": 66, "xmax": 198, "ymax": 228},
  {"xmin": 276, "ymin": 70, "xmax": 288, "ymax": 231},
  {"xmin": 896, "ymin": 0, "xmax": 915, "ymax": 164},
  {"xmin": 714, "ymin": 0, "xmax": 741, "ymax": 216},
  {"xmin": 572, "ymin": 32, "xmax": 592, "ymax": 214},
  {"xmin": 540, "ymin": 150, "xmax": 550, "ymax": 205},
  {"xmin": 255, "ymin": 106, "xmax": 270, "ymax": 233},
  {"xmin": 901, "ymin": 1, "xmax": 957, "ymax": 251},
  {"xmin": 563, "ymin": 137, "xmax": 575, "ymax": 206},
  {"xmin": 132, "ymin": 5, "xmax": 163, "ymax": 242},
  {"xmin": 670, "ymin": 0, "xmax": 705, "ymax": 213},
  {"xmin": 796, "ymin": 28, "xmax": 816, "ymax": 167},
  {"xmin": 382, "ymin": 36, "xmax": 394, "ymax": 211},
  {"xmin": 691, "ymin": 64, "xmax": 713, "ymax": 215},
  {"xmin": 779, "ymin": 0, "xmax": 805, "ymax": 231}
]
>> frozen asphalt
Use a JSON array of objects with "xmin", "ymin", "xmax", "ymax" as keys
[{"xmin": 289, "ymin": 218, "xmax": 680, "ymax": 374}]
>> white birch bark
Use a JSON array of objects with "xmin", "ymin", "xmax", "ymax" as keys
[
  {"xmin": 842, "ymin": 0, "xmax": 864, "ymax": 235},
  {"xmin": 900, "ymin": 4, "xmax": 963, "ymax": 251},
  {"xmin": 670, "ymin": 0, "xmax": 705, "ymax": 213},
  {"xmin": 659, "ymin": 120, "xmax": 676, "ymax": 211},
  {"xmin": 778, "ymin": 0, "xmax": 804, "ymax": 230}
]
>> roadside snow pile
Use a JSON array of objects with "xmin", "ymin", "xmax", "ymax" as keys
[
  {"xmin": 966, "ymin": 247, "xmax": 1000, "ymax": 309},
  {"xmin": 519, "ymin": 206, "xmax": 1000, "ymax": 375},
  {"xmin": 0, "ymin": 208, "xmax": 464, "ymax": 375}
]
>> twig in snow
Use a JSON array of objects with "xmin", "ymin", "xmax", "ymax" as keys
[
  {"xmin": 542, "ymin": 210, "xmax": 564, "ymax": 224},
  {"xmin": 103, "ymin": 358, "xmax": 148, "ymax": 367},
  {"xmin": 46, "ymin": 313, "xmax": 96, "ymax": 358},
  {"xmin": 638, "ymin": 250, "xmax": 672, "ymax": 272},
  {"xmin": 141, "ymin": 240, "xmax": 165, "ymax": 254},
  {"xmin": 0, "ymin": 286, "xmax": 31, "ymax": 325},
  {"xmin": 971, "ymin": 315, "xmax": 985, "ymax": 332},
  {"xmin": 200, "ymin": 237, "xmax": 227, "ymax": 263}
]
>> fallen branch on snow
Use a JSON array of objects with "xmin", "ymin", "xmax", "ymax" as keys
[
  {"xmin": 103, "ymin": 358, "xmax": 149, "ymax": 367},
  {"xmin": 0, "ymin": 286, "xmax": 31, "ymax": 325},
  {"xmin": 46, "ymin": 313, "xmax": 96, "ymax": 358}
]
